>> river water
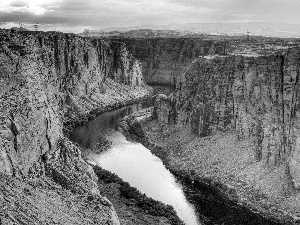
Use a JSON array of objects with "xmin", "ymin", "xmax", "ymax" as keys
[
  {"xmin": 70, "ymin": 101, "xmax": 201, "ymax": 225},
  {"xmin": 70, "ymin": 84, "xmax": 283, "ymax": 225}
]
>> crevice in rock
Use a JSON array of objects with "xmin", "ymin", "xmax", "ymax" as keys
[
  {"xmin": 45, "ymin": 118, "xmax": 52, "ymax": 151},
  {"xmin": 8, "ymin": 114, "xmax": 19, "ymax": 153},
  {"xmin": 5, "ymin": 149, "xmax": 16, "ymax": 176}
]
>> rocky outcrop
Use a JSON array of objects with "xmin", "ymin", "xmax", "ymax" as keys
[
  {"xmin": 112, "ymin": 37, "xmax": 227, "ymax": 86},
  {"xmin": 0, "ymin": 172, "xmax": 120, "ymax": 225},
  {"xmin": 154, "ymin": 48, "xmax": 300, "ymax": 185},
  {"xmin": 0, "ymin": 29, "xmax": 149, "ymax": 224}
]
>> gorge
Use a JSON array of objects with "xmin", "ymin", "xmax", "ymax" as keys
[{"xmin": 1, "ymin": 29, "xmax": 300, "ymax": 225}]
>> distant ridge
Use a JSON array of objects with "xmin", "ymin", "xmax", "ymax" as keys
[{"xmin": 87, "ymin": 22, "xmax": 300, "ymax": 38}]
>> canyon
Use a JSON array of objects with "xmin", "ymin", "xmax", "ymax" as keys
[{"xmin": 1, "ymin": 28, "xmax": 300, "ymax": 224}]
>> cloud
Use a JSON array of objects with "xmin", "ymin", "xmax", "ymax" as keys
[
  {"xmin": 0, "ymin": 0, "xmax": 299, "ymax": 33},
  {"xmin": 170, "ymin": 0, "xmax": 300, "ymax": 23},
  {"xmin": 9, "ymin": 0, "xmax": 28, "ymax": 8},
  {"xmin": 0, "ymin": 0, "xmax": 54, "ymax": 15}
]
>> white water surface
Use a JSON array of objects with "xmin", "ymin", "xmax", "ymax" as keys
[
  {"xmin": 86, "ymin": 130, "xmax": 200, "ymax": 225},
  {"xmin": 70, "ymin": 101, "xmax": 201, "ymax": 225}
]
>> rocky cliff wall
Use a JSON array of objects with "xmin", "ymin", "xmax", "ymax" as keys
[
  {"xmin": 112, "ymin": 37, "xmax": 227, "ymax": 86},
  {"xmin": 155, "ymin": 48, "xmax": 300, "ymax": 185},
  {"xmin": 0, "ymin": 30, "xmax": 151, "ymax": 224},
  {"xmin": 0, "ymin": 30, "xmax": 148, "ymax": 178}
]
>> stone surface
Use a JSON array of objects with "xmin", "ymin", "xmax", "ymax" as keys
[
  {"xmin": 0, "ymin": 29, "xmax": 149, "ymax": 177},
  {"xmin": 0, "ymin": 173, "xmax": 120, "ymax": 225},
  {"xmin": 112, "ymin": 37, "xmax": 227, "ymax": 86},
  {"xmin": 0, "ymin": 29, "xmax": 149, "ymax": 224},
  {"xmin": 154, "ymin": 47, "xmax": 300, "ymax": 186}
]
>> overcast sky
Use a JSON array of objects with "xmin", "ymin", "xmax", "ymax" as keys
[{"xmin": 0, "ymin": 0, "xmax": 300, "ymax": 33}]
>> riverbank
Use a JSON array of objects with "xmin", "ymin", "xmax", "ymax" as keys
[
  {"xmin": 120, "ymin": 110, "xmax": 299, "ymax": 224},
  {"xmin": 70, "ymin": 104, "xmax": 185, "ymax": 225},
  {"xmin": 91, "ymin": 165, "xmax": 184, "ymax": 225},
  {"xmin": 64, "ymin": 78, "xmax": 152, "ymax": 136}
]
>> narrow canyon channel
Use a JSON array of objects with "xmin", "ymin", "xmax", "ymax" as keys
[
  {"xmin": 70, "ymin": 100, "xmax": 201, "ymax": 225},
  {"xmin": 70, "ymin": 86, "xmax": 284, "ymax": 225}
]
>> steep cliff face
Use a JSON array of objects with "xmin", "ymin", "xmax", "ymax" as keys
[
  {"xmin": 0, "ymin": 30, "xmax": 148, "ymax": 177},
  {"xmin": 0, "ymin": 30, "xmax": 149, "ymax": 224},
  {"xmin": 112, "ymin": 37, "xmax": 227, "ymax": 86},
  {"xmin": 155, "ymin": 48, "xmax": 300, "ymax": 185}
]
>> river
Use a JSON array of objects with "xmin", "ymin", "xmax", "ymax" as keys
[
  {"xmin": 70, "ymin": 101, "xmax": 201, "ymax": 225},
  {"xmin": 70, "ymin": 84, "xmax": 284, "ymax": 225}
]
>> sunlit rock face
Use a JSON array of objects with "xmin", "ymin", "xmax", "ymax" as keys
[
  {"xmin": 0, "ymin": 30, "xmax": 148, "ymax": 179},
  {"xmin": 113, "ymin": 37, "xmax": 227, "ymax": 86},
  {"xmin": 154, "ymin": 48, "xmax": 300, "ymax": 181}
]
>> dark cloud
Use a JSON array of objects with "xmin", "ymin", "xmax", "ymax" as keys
[
  {"xmin": 0, "ymin": 11, "xmax": 68, "ymax": 24},
  {"xmin": 9, "ymin": 0, "xmax": 28, "ymax": 8}
]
